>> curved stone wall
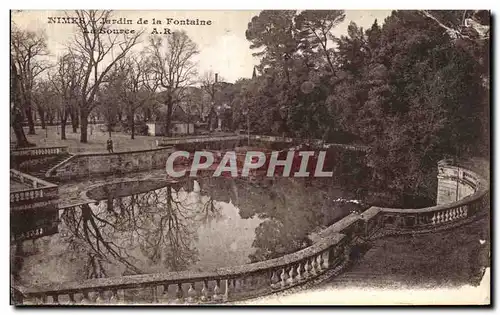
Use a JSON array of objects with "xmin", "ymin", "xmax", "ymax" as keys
[
  {"xmin": 45, "ymin": 146, "xmax": 175, "ymax": 181},
  {"xmin": 12, "ymin": 158, "xmax": 489, "ymax": 305}
]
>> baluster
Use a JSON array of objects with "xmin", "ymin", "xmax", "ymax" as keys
[
  {"xmin": 270, "ymin": 270, "xmax": 280, "ymax": 289},
  {"xmin": 322, "ymin": 250, "xmax": 330, "ymax": 269},
  {"xmin": 81, "ymin": 292, "xmax": 91, "ymax": 304},
  {"xmin": 67, "ymin": 293, "xmax": 76, "ymax": 304},
  {"xmin": 239, "ymin": 277, "xmax": 247, "ymax": 291},
  {"xmin": 200, "ymin": 280, "xmax": 209, "ymax": 302},
  {"xmin": 233, "ymin": 279, "xmax": 240, "ymax": 292},
  {"xmin": 162, "ymin": 284, "xmax": 170, "ymax": 301},
  {"xmin": 95, "ymin": 290, "xmax": 106, "ymax": 304},
  {"xmin": 287, "ymin": 265, "xmax": 296, "ymax": 285},
  {"xmin": 51, "ymin": 294, "xmax": 59, "ymax": 305},
  {"xmin": 303, "ymin": 259, "xmax": 311, "ymax": 278},
  {"xmin": 296, "ymin": 263, "xmax": 303, "ymax": 281},
  {"xmin": 187, "ymin": 283, "xmax": 197, "ymax": 303},
  {"xmin": 310, "ymin": 257, "xmax": 318, "ymax": 275},
  {"xmin": 280, "ymin": 267, "xmax": 289, "ymax": 288},
  {"xmin": 317, "ymin": 254, "xmax": 324, "ymax": 272},
  {"xmin": 109, "ymin": 289, "xmax": 119, "ymax": 304},
  {"xmin": 223, "ymin": 279, "xmax": 230, "ymax": 301},
  {"xmin": 212, "ymin": 280, "xmax": 222, "ymax": 301},
  {"xmin": 175, "ymin": 283, "xmax": 184, "ymax": 303},
  {"xmin": 38, "ymin": 294, "xmax": 47, "ymax": 305}
]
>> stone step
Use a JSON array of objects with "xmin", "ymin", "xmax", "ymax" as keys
[{"xmin": 26, "ymin": 154, "xmax": 72, "ymax": 179}]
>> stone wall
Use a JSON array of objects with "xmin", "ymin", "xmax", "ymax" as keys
[{"xmin": 46, "ymin": 147, "xmax": 175, "ymax": 181}]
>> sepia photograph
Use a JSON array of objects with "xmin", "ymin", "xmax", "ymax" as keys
[{"xmin": 9, "ymin": 9, "xmax": 490, "ymax": 306}]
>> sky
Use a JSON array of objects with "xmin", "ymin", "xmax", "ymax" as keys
[{"xmin": 11, "ymin": 10, "xmax": 392, "ymax": 83}]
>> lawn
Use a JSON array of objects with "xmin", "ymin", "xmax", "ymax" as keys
[{"xmin": 12, "ymin": 125, "xmax": 164, "ymax": 154}]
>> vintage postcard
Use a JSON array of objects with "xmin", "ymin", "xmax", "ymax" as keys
[{"xmin": 10, "ymin": 9, "xmax": 490, "ymax": 305}]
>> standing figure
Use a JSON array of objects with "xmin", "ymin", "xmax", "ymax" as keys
[{"xmin": 106, "ymin": 137, "xmax": 114, "ymax": 153}]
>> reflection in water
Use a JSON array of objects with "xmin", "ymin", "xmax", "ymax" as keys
[
  {"xmin": 59, "ymin": 180, "xmax": 232, "ymax": 279},
  {"xmin": 14, "ymin": 177, "xmax": 363, "ymax": 286}
]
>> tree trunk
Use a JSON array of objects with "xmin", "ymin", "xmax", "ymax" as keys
[
  {"xmin": 38, "ymin": 107, "xmax": 46, "ymax": 129},
  {"xmin": 12, "ymin": 115, "xmax": 31, "ymax": 148},
  {"xmin": 80, "ymin": 108, "xmax": 89, "ymax": 143},
  {"xmin": 70, "ymin": 109, "xmax": 78, "ymax": 133},
  {"xmin": 61, "ymin": 111, "xmax": 68, "ymax": 140},
  {"xmin": 128, "ymin": 110, "xmax": 135, "ymax": 140},
  {"xmin": 25, "ymin": 106, "xmax": 36, "ymax": 134},
  {"xmin": 165, "ymin": 95, "xmax": 173, "ymax": 137},
  {"xmin": 10, "ymin": 62, "xmax": 33, "ymax": 147},
  {"xmin": 48, "ymin": 112, "xmax": 55, "ymax": 125}
]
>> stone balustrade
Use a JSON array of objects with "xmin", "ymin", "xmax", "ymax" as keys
[
  {"xmin": 362, "ymin": 159, "xmax": 489, "ymax": 238},
  {"xmin": 15, "ymin": 233, "xmax": 348, "ymax": 305},
  {"xmin": 158, "ymin": 134, "xmax": 370, "ymax": 153},
  {"xmin": 11, "ymin": 158, "xmax": 489, "ymax": 305},
  {"xmin": 10, "ymin": 169, "xmax": 58, "ymax": 206},
  {"xmin": 10, "ymin": 146, "xmax": 68, "ymax": 157}
]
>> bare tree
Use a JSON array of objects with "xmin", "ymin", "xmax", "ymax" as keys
[
  {"xmin": 200, "ymin": 70, "xmax": 224, "ymax": 130},
  {"xmin": 48, "ymin": 52, "xmax": 86, "ymax": 140},
  {"xmin": 70, "ymin": 10, "xmax": 142, "ymax": 143},
  {"xmin": 11, "ymin": 26, "xmax": 50, "ymax": 135},
  {"xmin": 148, "ymin": 31, "xmax": 199, "ymax": 137},
  {"xmin": 109, "ymin": 53, "xmax": 159, "ymax": 139}
]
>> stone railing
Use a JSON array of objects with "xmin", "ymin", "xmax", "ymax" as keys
[
  {"xmin": 12, "ymin": 158, "xmax": 489, "ymax": 305},
  {"xmin": 10, "ymin": 169, "xmax": 58, "ymax": 207},
  {"xmin": 248, "ymin": 135, "xmax": 370, "ymax": 152},
  {"xmin": 14, "ymin": 232, "xmax": 349, "ymax": 305},
  {"xmin": 45, "ymin": 146, "xmax": 175, "ymax": 181},
  {"xmin": 158, "ymin": 134, "xmax": 369, "ymax": 153},
  {"xmin": 10, "ymin": 146, "xmax": 68, "ymax": 157},
  {"xmin": 158, "ymin": 135, "xmax": 241, "ymax": 146},
  {"xmin": 361, "ymin": 159, "xmax": 489, "ymax": 239}
]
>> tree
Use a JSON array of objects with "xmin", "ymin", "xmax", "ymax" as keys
[
  {"xmin": 295, "ymin": 10, "xmax": 345, "ymax": 73},
  {"xmin": 48, "ymin": 52, "xmax": 86, "ymax": 140},
  {"xmin": 11, "ymin": 25, "xmax": 50, "ymax": 135},
  {"xmin": 109, "ymin": 54, "xmax": 158, "ymax": 139},
  {"xmin": 70, "ymin": 10, "xmax": 142, "ymax": 143},
  {"xmin": 148, "ymin": 31, "xmax": 199, "ymax": 137},
  {"xmin": 10, "ymin": 58, "xmax": 33, "ymax": 147},
  {"xmin": 200, "ymin": 70, "xmax": 221, "ymax": 129}
]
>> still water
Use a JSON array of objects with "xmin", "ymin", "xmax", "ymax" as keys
[{"xmin": 13, "ymin": 177, "xmax": 365, "ymax": 287}]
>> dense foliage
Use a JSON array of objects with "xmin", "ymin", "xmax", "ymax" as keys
[{"xmin": 233, "ymin": 10, "xmax": 490, "ymax": 201}]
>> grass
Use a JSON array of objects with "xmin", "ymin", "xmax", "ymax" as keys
[
  {"xmin": 12, "ymin": 126, "xmax": 239, "ymax": 154},
  {"xmin": 12, "ymin": 125, "xmax": 164, "ymax": 154}
]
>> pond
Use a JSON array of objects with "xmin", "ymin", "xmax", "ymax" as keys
[{"xmin": 12, "ymin": 176, "xmax": 366, "ymax": 287}]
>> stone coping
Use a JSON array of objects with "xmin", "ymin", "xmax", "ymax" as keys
[
  {"xmin": 11, "ymin": 145, "xmax": 68, "ymax": 152},
  {"xmin": 64, "ymin": 145, "xmax": 174, "ymax": 157}
]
